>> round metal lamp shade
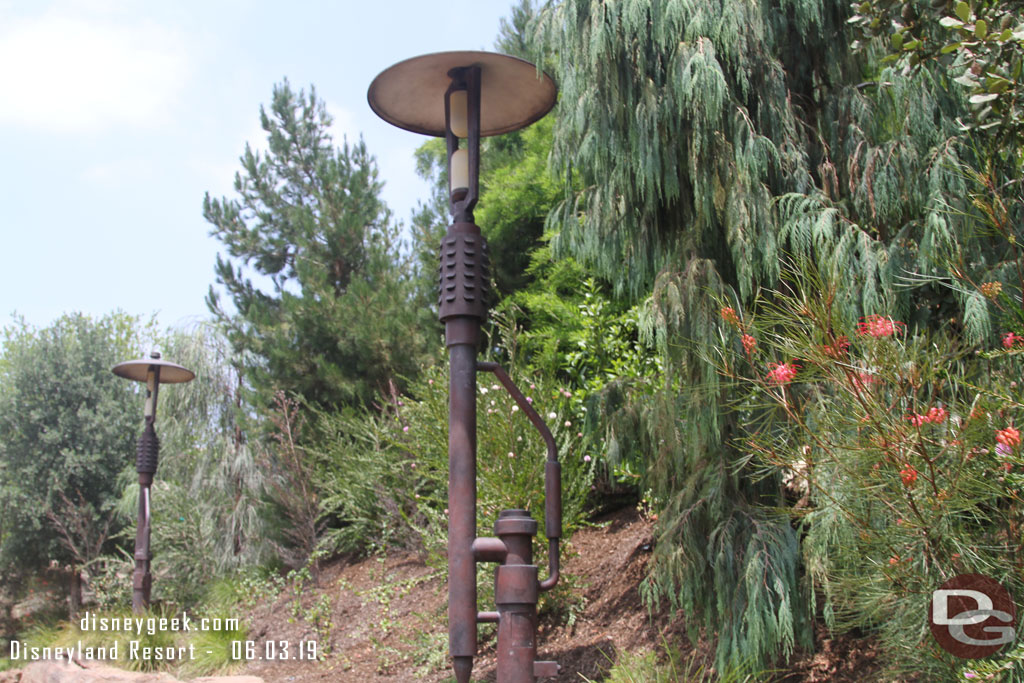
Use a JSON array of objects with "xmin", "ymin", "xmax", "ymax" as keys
[
  {"xmin": 367, "ymin": 51, "xmax": 557, "ymax": 137},
  {"xmin": 111, "ymin": 355, "xmax": 195, "ymax": 384}
]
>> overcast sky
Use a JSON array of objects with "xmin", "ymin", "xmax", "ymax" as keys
[{"xmin": 0, "ymin": 0, "xmax": 514, "ymax": 331}]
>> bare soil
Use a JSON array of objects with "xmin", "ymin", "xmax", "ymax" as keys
[{"xmin": 239, "ymin": 507, "xmax": 886, "ymax": 682}]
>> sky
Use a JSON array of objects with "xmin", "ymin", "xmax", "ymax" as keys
[{"xmin": 0, "ymin": 0, "xmax": 516, "ymax": 331}]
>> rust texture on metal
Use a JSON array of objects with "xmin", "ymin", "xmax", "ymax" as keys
[
  {"xmin": 440, "ymin": 222, "xmax": 562, "ymax": 680},
  {"xmin": 394, "ymin": 50, "xmax": 561, "ymax": 683},
  {"xmin": 494, "ymin": 509, "xmax": 540, "ymax": 683},
  {"xmin": 445, "ymin": 66, "xmax": 481, "ymax": 223},
  {"xmin": 437, "ymin": 223, "xmax": 490, "ymax": 323},
  {"xmin": 477, "ymin": 361, "xmax": 562, "ymax": 593}
]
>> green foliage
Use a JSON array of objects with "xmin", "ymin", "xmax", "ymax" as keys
[
  {"xmin": 581, "ymin": 644, "xmax": 765, "ymax": 683},
  {"xmin": 314, "ymin": 325, "xmax": 594, "ymax": 626},
  {"xmin": 0, "ymin": 312, "xmax": 143, "ymax": 573},
  {"xmin": 849, "ymin": 0, "xmax": 1024, "ymax": 167},
  {"xmin": 317, "ymin": 340, "xmax": 594, "ymax": 557},
  {"xmin": 719, "ymin": 263, "xmax": 1024, "ymax": 679},
  {"xmin": 528, "ymin": 0, "xmax": 1012, "ymax": 672},
  {"xmin": 205, "ymin": 80, "xmax": 430, "ymax": 411},
  {"xmin": 108, "ymin": 325, "xmax": 271, "ymax": 608}
]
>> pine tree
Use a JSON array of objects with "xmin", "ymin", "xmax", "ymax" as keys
[{"xmin": 205, "ymin": 81, "xmax": 430, "ymax": 412}]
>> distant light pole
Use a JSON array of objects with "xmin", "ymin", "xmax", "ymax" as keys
[
  {"xmin": 111, "ymin": 351, "xmax": 194, "ymax": 613},
  {"xmin": 368, "ymin": 52, "xmax": 562, "ymax": 683}
]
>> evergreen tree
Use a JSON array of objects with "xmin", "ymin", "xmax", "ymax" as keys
[
  {"xmin": 534, "ymin": 0, "xmax": 980, "ymax": 670},
  {"xmin": 205, "ymin": 81, "xmax": 430, "ymax": 412}
]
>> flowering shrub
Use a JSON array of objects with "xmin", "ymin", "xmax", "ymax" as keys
[
  {"xmin": 765, "ymin": 361, "xmax": 799, "ymax": 385},
  {"xmin": 716, "ymin": 275, "xmax": 1024, "ymax": 679},
  {"xmin": 857, "ymin": 314, "xmax": 906, "ymax": 338}
]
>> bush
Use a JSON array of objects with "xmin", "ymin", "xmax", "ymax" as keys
[
  {"xmin": 314, "ymin": 341, "xmax": 596, "ymax": 618},
  {"xmin": 719, "ymin": 266, "xmax": 1024, "ymax": 680}
]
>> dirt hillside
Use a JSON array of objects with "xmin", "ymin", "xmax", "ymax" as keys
[{"xmin": 239, "ymin": 507, "xmax": 884, "ymax": 682}]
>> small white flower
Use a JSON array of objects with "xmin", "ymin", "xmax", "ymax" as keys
[
  {"xmin": 480, "ymin": 387, "xmax": 488, "ymax": 394},
  {"xmin": 512, "ymin": 405, "xmax": 519, "ymax": 412},
  {"xmin": 508, "ymin": 452, "xmax": 515, "ymax": 458},
  {"xmin": 548, "ymin": 412, "xmax": 557, "ymax": 419},
  {"xmin": 564, "ymin": 420, "xmax": 571, "ymax": 427}
]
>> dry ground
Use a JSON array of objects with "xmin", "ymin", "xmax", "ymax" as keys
[{"xmin": 238, "ymin": 507, "xmax": 886, "ymax": 682}]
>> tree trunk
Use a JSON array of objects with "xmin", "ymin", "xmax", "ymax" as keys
[{"xmin": 68, "ymin": 569, "xmax": 82, "ymax": 618}]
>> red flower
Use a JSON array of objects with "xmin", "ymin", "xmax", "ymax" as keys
[
  {"xmin": 851, "ymin": 371, "xmax": 876, "ymax": 390},
  {"xmin": 907, "ymin": 406, "xmax": 948, "ymax": 426},
  {"xmin": 766, "ymin": 361, "xmax": 799, "ymax": 385},
  {"xmin": 996, "ymin": 426, "xmax": 1021, "ymax": 449},
  {"xmin": 900, "ymin": 464, "xmax": 918, "ymax": 487},
  {"xmin": 822, "ymin": 335, "xmax": 851, "ymax": 359},
  {"xmin": 1002, "ymin": 332, "xmax": 1023, "ymax": 349},
  {"xmin": 858, "ymin": 315, "xmax": 905, "ymax": 338},
  {"xmin": 720, "ymin": 307, "xmax": 740, "ymax": 328},
  {"xmin": 741, "ymin": 334, "xmax": 757, "ymax": 356}
]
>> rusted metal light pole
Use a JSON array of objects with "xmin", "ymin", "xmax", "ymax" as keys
[
  {"xmin": 368, "ymin": 52, "xmax": 561, "ymax": 683},
  {"xmin": 111, "ymin": 351, "xmax": 194, "ymax": 613}
]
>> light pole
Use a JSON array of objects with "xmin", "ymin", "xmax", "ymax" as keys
[
  {"xmin": 111, "ymin": 351, "xmax": 194, "ymax": 613},
  {"xmin": 368, "ymin": 52, "xmax": 562, "ymax": 683}
]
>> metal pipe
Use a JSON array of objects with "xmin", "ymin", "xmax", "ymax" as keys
[{"xmin": 447, "ymin": 331, "xmax": 478, "ymax": 682}]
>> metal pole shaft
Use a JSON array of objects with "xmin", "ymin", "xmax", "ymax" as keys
[
  {"xmin": 132, "ymin": 480, "xmax": 152, "ymax": 613},
  {"xmin": 133, "ymin": 407, "xmax": 160, "ymax": 613},
  {"xmin": 448, "ymin": 321, "xmax": 478, "ymax": 682}
]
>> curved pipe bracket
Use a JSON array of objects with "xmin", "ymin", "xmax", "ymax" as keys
[{"xmin": 477, "ymin": 361, "xmax": 561, "ymax": 591}]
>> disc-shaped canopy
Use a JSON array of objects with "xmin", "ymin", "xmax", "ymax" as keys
[
  {"xmin": 367, "ymin": 51, "xmax": 557, "ymax": 137},
  {"xmin": 111, "ymin": 354, "xmax": 194, "ymax": 384}
]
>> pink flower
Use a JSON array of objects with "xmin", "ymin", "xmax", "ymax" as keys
[
  {"xmin": 906, "ymin": 406, "xmax": 948, "ymax": 427},
  {"xmin": 851, "ymin": 371, "xmax": 875, "ymax": 389},
  {"xmin": 766, "ymin": 361, "xmax": 799, "ymax": 385},
  {"xmin": 858, "ymin": 315, "xmax": 905, "ymax": 338},
  {"xmin": 741, "ymin": 334, "xmax": 757, "ymax": 356},
  {"xmin": 900, "ymin": 464, "xmax": 918, "ymax": 487},
  {"xmin": 583, "ymin": 455, "xmax": 591, "ymax": 463},
  {"xmin": 907, "ymin": 413, "xmax": 927, "ymax": 427},
  {"xmin": 402, "ymin": 425, "xmax": 409, "ymax": 433},
  {"xmin": 996, "ymin": 426, "xmax": 1021, "ymax": 448},
  {"xmin": 822, "ymin": 336, "xmax": 850, "ymax": 359},
  {"xmin": 1003, "ymin": 332, "xmax": 1023, "ymax": 349}
]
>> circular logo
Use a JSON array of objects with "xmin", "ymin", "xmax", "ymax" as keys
[{"xmin": 930, "ymin": 573, "xmax": 1016, "ymax": 658}]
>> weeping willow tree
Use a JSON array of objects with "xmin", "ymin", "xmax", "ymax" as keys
[{"xmin": 531, "ymin": 0, "xmax": 988, "ymax": 671}]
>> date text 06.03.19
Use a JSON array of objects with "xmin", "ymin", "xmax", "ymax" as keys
[{"xmin": 230, "ymin": 640, "xmax": 318, "ymax": 661}]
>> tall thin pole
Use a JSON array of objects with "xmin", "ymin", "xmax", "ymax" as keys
[{"xmin": 133, "ymin": 365, "xmax": 161, "ymax": 612}]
